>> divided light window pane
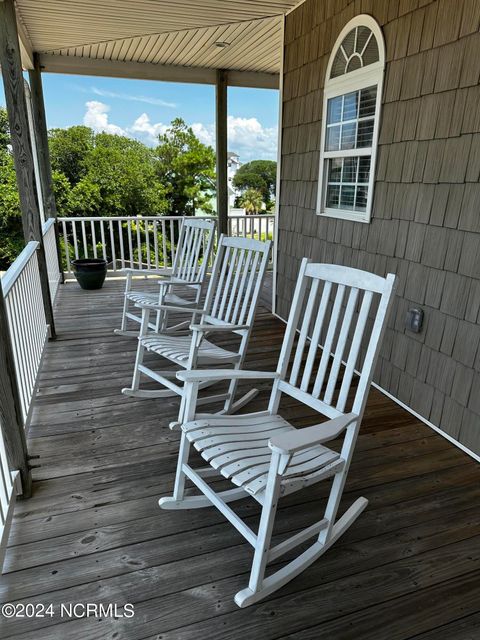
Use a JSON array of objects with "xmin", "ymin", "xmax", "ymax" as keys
[
  {"xmin": 325, "ymin": 86, "xmax": 377, "ymax": 152},
  {"xmin": 324, "ymin": 86, "xmax": 377, "ymax": 213},
  {"xmin": 325, "ymin": 156, "xmax": 371, "ymax": 213}
]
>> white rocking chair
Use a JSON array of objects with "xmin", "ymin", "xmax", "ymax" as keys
[
  {"xmin": 160, "ymin": 258, "xmax": 396, "ymax": 606},
  {"xmin": 122, "ymin": 235, "xmax": 272, "ymax": 416},
  {"xmin": 114, "ymin": 217, "xmax": 216, "ymax": 336}
]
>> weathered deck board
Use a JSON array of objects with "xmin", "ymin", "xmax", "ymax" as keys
[{"xmin": 1, "ymin": 277, "xmax": 479, "ymax": 640}]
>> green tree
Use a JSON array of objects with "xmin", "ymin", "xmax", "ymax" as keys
[
  {"xmin": 50, "ymin": 130, "xmax": 169, "ymax": 218},
  {"xmin": 0, "ymin": 107, "xmax": 10, "ymax": 150},
  {"xmin": 232, "ymin": 159, "xmax": 276, "ymax": 207},
  {"xmin": 0, "ymin": 113, "xmax": 216, "ymax": 268},
  {"xmin": 76, "ymin": 134, "xmax": 168, "ymax": 216},
  {"xmin": 51, "ymin": 169, "xmax": 72, "ymax": 216},
  {"xmin": 49, "ymin": 125, "xmax": 94, "ymax": 184},
  {"xmin": 239, "ymin": 188, "xmax": 263, "ymax": 214},
  {"xmin": 155, "ymin": 118, "xmax": 215, "ymax": 216},
  {"xmin": 0, "ymin": 107, "xmax": 24, "ymax": 270}
]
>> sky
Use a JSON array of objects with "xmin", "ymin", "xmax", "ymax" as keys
[{"xmin": 0, "ymin": 73, "xmax": 279, "ymax": 162}]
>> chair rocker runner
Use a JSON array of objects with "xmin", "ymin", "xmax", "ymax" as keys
[
  {"xmin": 122, "ymin": 235, "xmax": 272, "ymax": 417},
  {"xmin": 160, "ymin": 258, "xmax": 396, "ymax": 606},
  {"xmin": 114, "ymin": 217, "xmax": 216, "ymax": 336}
]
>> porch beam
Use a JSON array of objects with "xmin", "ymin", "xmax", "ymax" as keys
[
  {"xmin": 216, "ymin": 69, "xmax": 228, "ymax": 236},
  {"xmin": 0, "ymin": 0, "xmax": 56, "ymax": 338},
  {"xmin": 0, "ymin": 287, "xmax": 32, "ymax": 498},
  {"xmin": 38, "ymin": 54, "xmax": 279, "ymax": 89}
]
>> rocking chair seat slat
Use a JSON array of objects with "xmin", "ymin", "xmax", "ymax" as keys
[
  {"xmin": 126, "ymin": 291, "xmax": 195, "ymax": 308},
  {"xmin": 182, "ymin": 414, "xmax": 340, "ymax": 496},
  {"xmin": 140, "ymin": 333, "xmax": 240, "ymax": 365}
]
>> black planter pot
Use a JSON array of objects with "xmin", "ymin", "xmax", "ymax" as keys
[{"xmin": 72, "ymin": 259, "xmax": 108, "ymax": 290}]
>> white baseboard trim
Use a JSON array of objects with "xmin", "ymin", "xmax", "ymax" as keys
[
  {"xmin": 271, "ymin": 310, "xmax": 480, "ymax": 465},
  {"xmin": 370, "ymin": 381, "xmax": 480, "ymax": 464}
]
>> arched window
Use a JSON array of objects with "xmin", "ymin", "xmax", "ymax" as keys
[{"xmin": 316, "ymin": 16, "xmax": 385, "ymax": 223}]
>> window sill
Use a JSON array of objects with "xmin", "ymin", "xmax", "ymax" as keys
[{"xmin": 316, "ymin": 208, "xmax": 370, "ymax": 223}]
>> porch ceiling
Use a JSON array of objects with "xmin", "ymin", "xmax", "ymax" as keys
[{"xmin": 15, "ymin": 0, "xmax": 299, "ymax": 87}]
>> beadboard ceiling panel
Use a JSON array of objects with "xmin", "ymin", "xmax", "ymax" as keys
[
  {"xmin": 15, "ymin": 0, "xmax": 299, "ymax": 83},
  {"xmin": 48, "ymin": 17, "xmax": 283, "ymax": 74}
]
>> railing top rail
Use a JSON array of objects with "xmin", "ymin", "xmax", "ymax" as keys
[
  {"xmin": 1, "ymin": 241, "xmax": 39, "ymax": 297},
  {"xmin": 59, "ymin": 215, "xmax": 215, "ymax": 222},
  {"xmin": 227, "ymin": 214, "xmax": 275, "ymax": 219},
  {"xmin": 58, "ymin": 214, "xmax": 275, "ymax": 224},
  {"xmin": 42, "ymin": 217, "xmax": 56, "ymax": 235}
]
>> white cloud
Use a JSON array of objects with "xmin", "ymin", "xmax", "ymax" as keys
[
  {"xmin": 90, "ymin": 86, "xmax": 176, "ymax": 108},
  {"xmin": 128, "ymin": 112, "xmax": 169, "ymax": 145},
  {"xmin": 83, "ymin": 101, "xmax": 126, "ymax": 136},
  {"xmin": 189, "ymin": 117, "xmax": 278, "ymax": 161},
  {"xmin": 190, "ymin": 122, "xmax": 214, "ymax": 146},
  {"xmin": 81, "ymin": 101, "xmax": 278, "ymax": 161},
  {"xmin": 226, "ymin": 116, "xmax": 277, "ymax": 161}
]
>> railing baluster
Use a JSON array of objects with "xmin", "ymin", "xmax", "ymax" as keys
[
  {"xmin": 153, "ymin": 220, "xmax": 159, "ymax": 269},
  {"xmin": 109, "ymin": 220, "xmax": 115, "ymax": 270},
  {"xmin": 118, "ymin": 220, "xmax": 125, "ymax": 269},
  {"xmin": 81, "ymin": 220, "xmax": 88, "ymax": 258},
  {"xmin": 91, "ymin": 220, "xmax": 97, "ymax": 258},
  {"xmin": 62, "ymin": 220, "xmax": 70, "ymax": 274},
  {"xmin": 100, "ymin": 219, "xmax": 107, "ymax": 261},
  {"xmin": 162, "ymin": 219, "xmax": 167, "ymax": 268},
  {"xmin": 128, "ymin": 220, "xmax": 134, "ymax": 268},
  {"xmin": 72, "ymin": 221, "xmax": 79, "ymax": 260},
  {"xmin": 136, "ymin": 217, "xmax": 142, "ymax": 268},
  {"xmin": 145, "ymin": 219, "xmax": 151, "ymax": 269},
  {"xmin": 169, "ymin": 219, "xmax": 175, "ymax": 266}
]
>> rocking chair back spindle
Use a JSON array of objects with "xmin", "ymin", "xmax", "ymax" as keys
[{"xmin": 270, "ymin": 261, "xmax": 393, "ymax": 422}]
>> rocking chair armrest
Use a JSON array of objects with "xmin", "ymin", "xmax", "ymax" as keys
[
  {"xmin": 189, "ymin": 323, "xmax": 249, "ymax": 333},
  {"xmin": 122, "ymin": 267, "xmax": 173, "ymax": 276},
  {"xmin": 268, "ymin": 413, "xmax": 359, "ymax": 455},
  {"xmin": 158, "ymin": 279, "xmax": 202, "ymax": 288},
  {"xmin": 177, "ymin": 369, "xmax": 280, "ymax": 383},
  {"xmin": 135, "ymin": 300, "xmax": 206, "ymax": 314}
]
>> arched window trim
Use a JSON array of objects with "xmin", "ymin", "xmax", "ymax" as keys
[{"xmin": 316, "ymin": 15, "xmax": 385, "ymax": 223}]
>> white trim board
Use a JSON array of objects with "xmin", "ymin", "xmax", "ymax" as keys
[
  {"xmin": 285, "ymin": 0, "xmax": 309, "ymax": 16},
  {"xmin": 39, "ymin": 54, "xmax": 279, "ymax": 89},
  {"xmin": 271, "ymin": 310, "xmax": 480, "ymax": 464},
  {"xmin": 370, "ymin": 382, "xmax": 480, "ymax": 464},
  {"xmin": 272, "ymin": 14, "xmax": 285, "ymax": 315}
]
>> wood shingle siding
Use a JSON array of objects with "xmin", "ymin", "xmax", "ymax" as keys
[{"xmin": 277, "ymin": 0, "xmax": 480, "ymax": 455}]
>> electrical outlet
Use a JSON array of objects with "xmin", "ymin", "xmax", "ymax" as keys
[{"xmin": 406, "ymin": 308, "xmax": 424, "ymax": 333}]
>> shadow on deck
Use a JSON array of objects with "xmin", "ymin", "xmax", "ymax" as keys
[{"xmin": 1, "ymin": 276, "xmax": 479, "ymax": 639}]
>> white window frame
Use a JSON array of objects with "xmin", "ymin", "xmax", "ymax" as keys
[{"xmin": 316, "ymin": 15, "xmax": 385, "ymax": 224}]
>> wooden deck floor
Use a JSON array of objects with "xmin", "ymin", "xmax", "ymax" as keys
[{"xmin": 1, "ymin": 277, "xmax": 480, "ymax": 640}]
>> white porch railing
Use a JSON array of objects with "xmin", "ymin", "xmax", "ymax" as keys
[
  {"xmin": 0, "ymin": 239, "xmax": 51, "ymax": 570},
  {"xmin": 42, "ymin": 218, "xmax": 61, "ymax": 302},
  {"xmin": 59, "ymin": 214, "xmax": 275, "ymax": 276},
  {"xmin": 0, "ymin": 424, "xmax": 17, "ymax": 571},
  {"xmin": 0, "ymin": 221, "xmax": 62, "ymax": 571},
  {"xmin": 2, "ymin": 242, "xmax": 49, "ymax": 424}
]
